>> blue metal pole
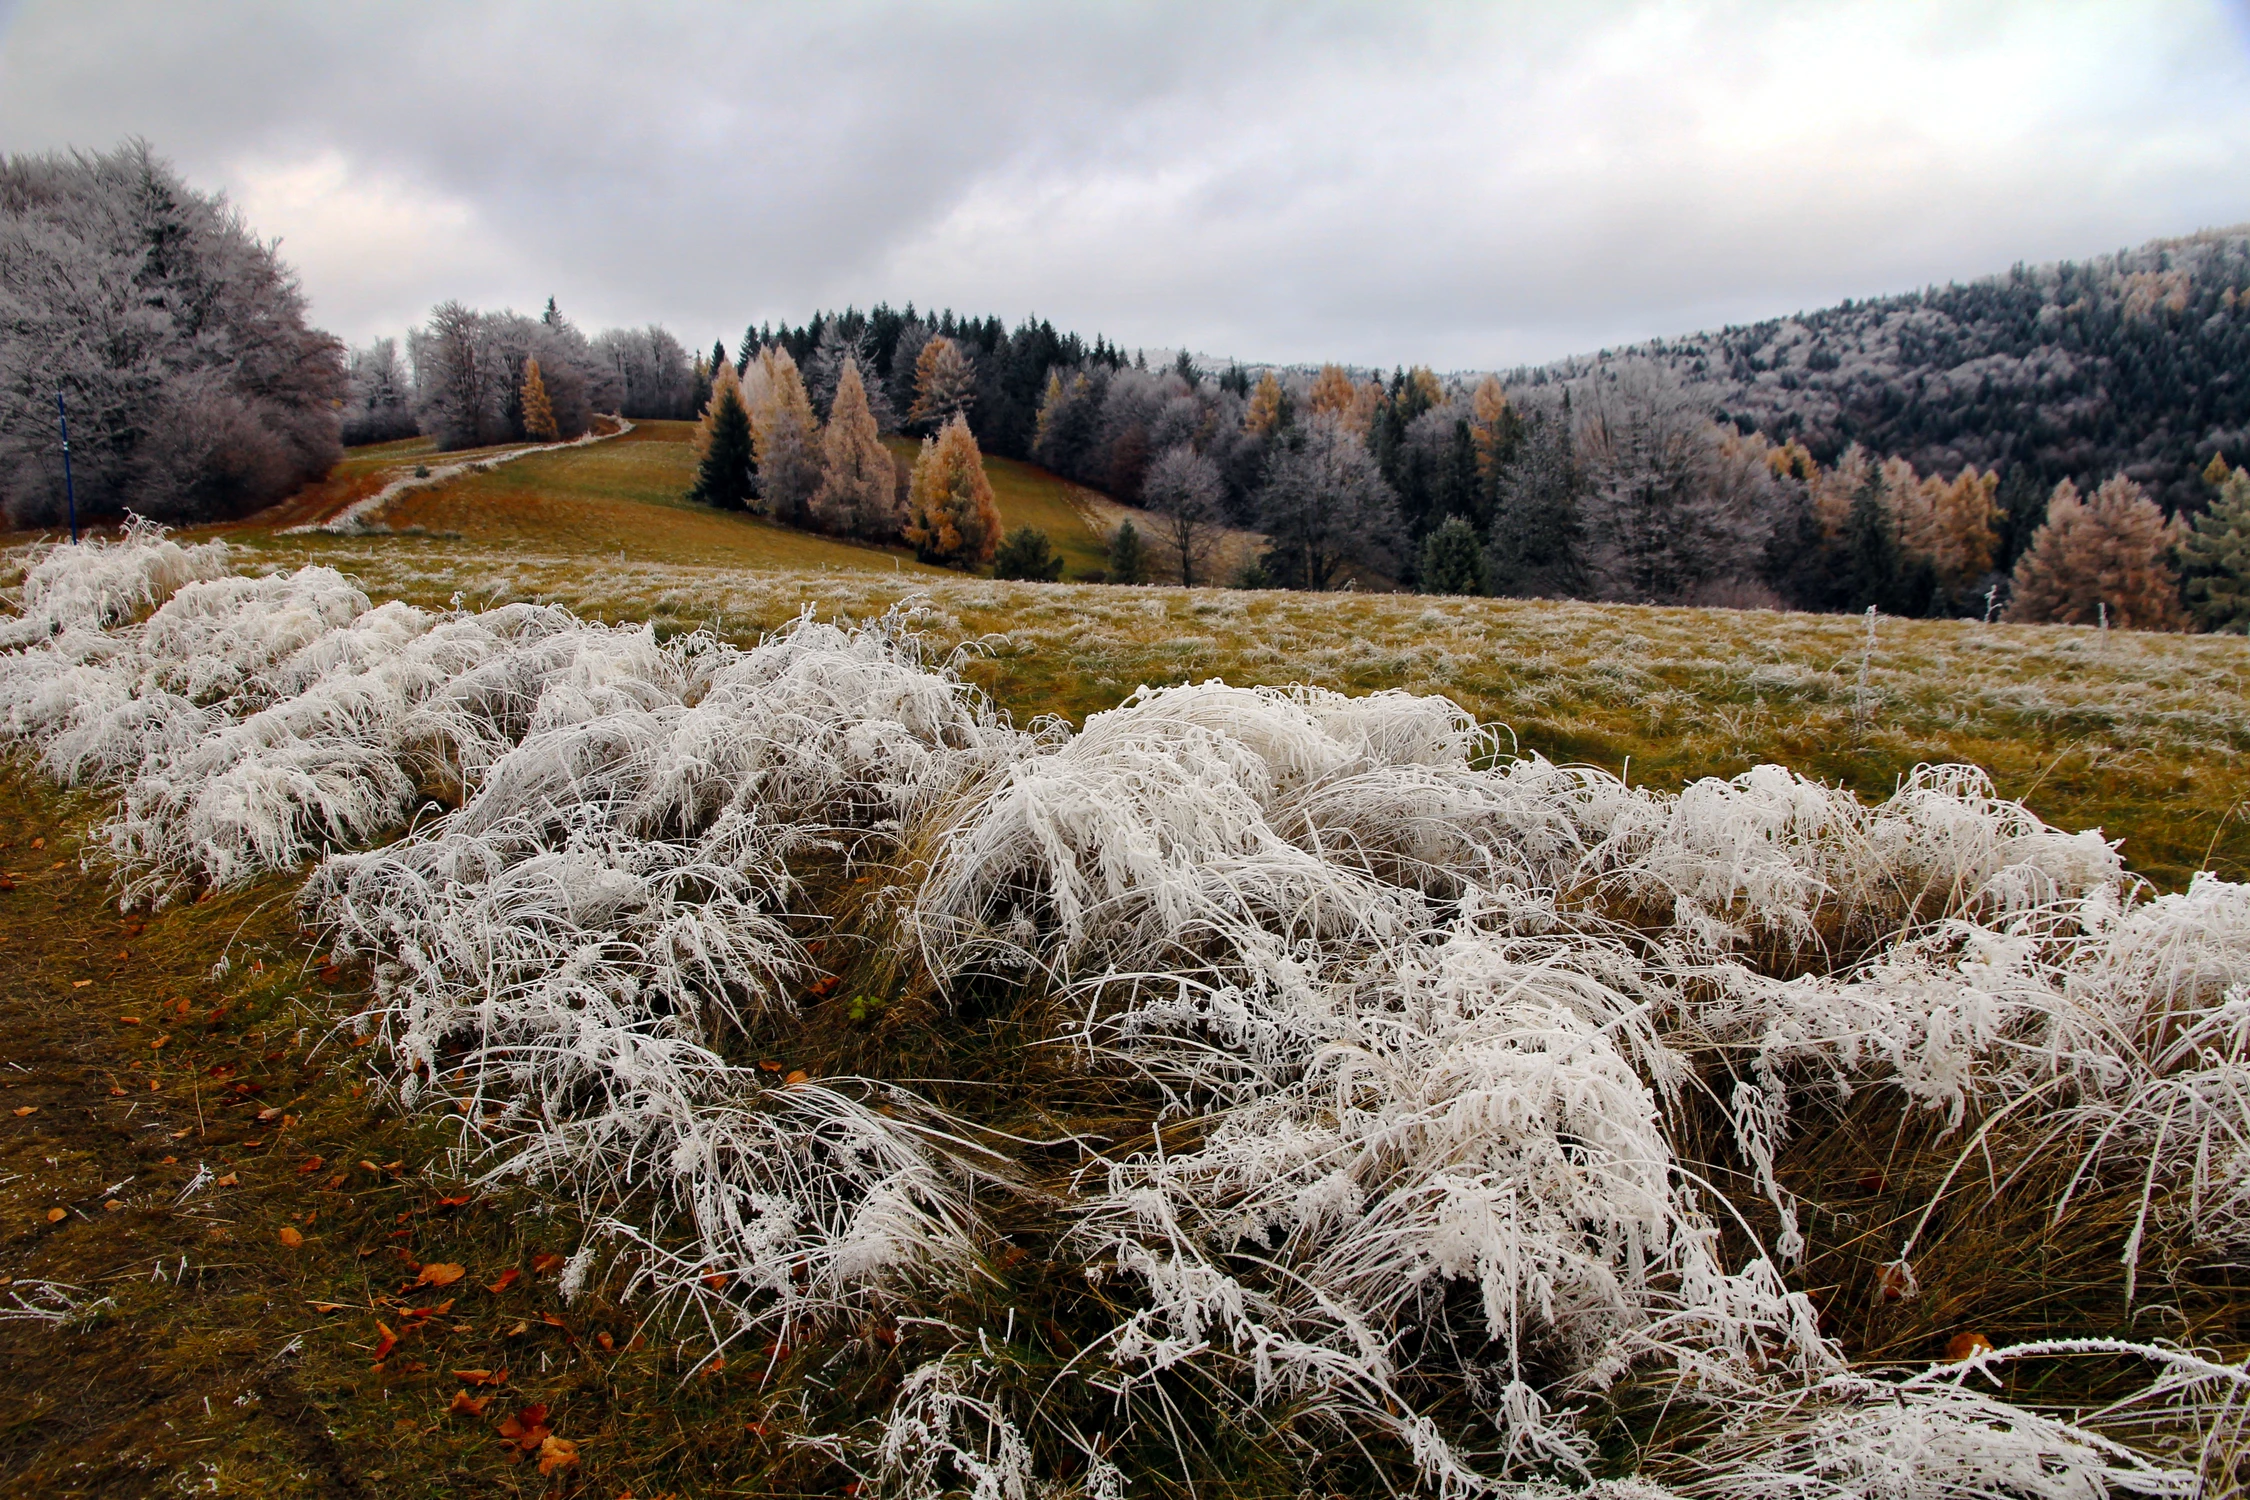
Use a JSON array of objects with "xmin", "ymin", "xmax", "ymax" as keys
[{"xmin": 55, "ymin": 390, "xmax": 78, "ymax": 543}]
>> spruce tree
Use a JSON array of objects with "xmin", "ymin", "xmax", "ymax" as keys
[
  {"xmin": 992, "ymin": 526, "xmax": 1065, "ymax": 582},
  {"xmin": 2183, "ymin": 471, "xmax": 2250, "ymax": 632},
  {"xmin": 1838, "ymin": 475, "xmax": 1903, "ymax": 612},
  {"xmin": 688, "ymin": 376, "xmax": 754, "ymax": 510},
  {"xmin": 1107, "ymin": 519, "xmax": 1149, "ymax": 584},
  {"xmin": 519, "ymin": 357, "xmax": 559, "ymax": 441},
  {"xmin": 1419, "ymin": 516, "xmax": 1486, "ymax": 596}
]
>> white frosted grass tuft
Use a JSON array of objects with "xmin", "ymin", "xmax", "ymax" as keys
[{"xmin": 3, "ymin": 525, "xmax": 2246, "ymax": 1496}]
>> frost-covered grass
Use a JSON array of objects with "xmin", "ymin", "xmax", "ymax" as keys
[
  {"xmin": 4, "ymin": 526, "xmax": 2249, "ymax": 1497},
  {"xmin": 178, "ymin": 532, "xmax": 2250, "ymax": 893}
]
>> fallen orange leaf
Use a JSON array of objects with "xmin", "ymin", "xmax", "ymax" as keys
[
  {"xmin": 447, "ymin": 1389, "xmax": 490, "ymax": 1417},
  {"xmin": 296, "ymin": 1156, "xmax": 323, "ymax": 1176},
  {"xmin": 214, "ymin": 1173, "xmax": 238, "ymax": 1187},
  {"xmin": 535, "ymin": 1434, "xmax": 579, "ymax": 1475},
  {"xmin": 307, "ymin": 1301, "xmax": 345, "ymax": 1313},
  {"xmin": 371, "ymin": 1321, "xmax": 398, "ymax": 1361},
  {"xmin": 278, "ymin": 1226, "xmax": 304, "ymax": 1248},
  {"xmin": 45, "ymin": 1207, "xmax": 66, "ymax": 1223},
  {"xmin": 415, "ymin": 1262, "xmax": 466, "ymax": 1289},
  {"xmin": 452, "ymin": 1367, "xmax": 506, "ymax": 1386},
  {"xmin": 784, "ymin": 1069, "xmax": 809, "ymax": 1086},
  {"xmin": 255, "ymin": 1107, "xmax": 283, "ymax": 1122},
  {"xmin": 484, "ymin": 1267, "xmax": 520, "ymax": 1294},
  {"xmin": 496, "ymin": 1402, "xmax": 552, "ymax": 1451},
  {"xmin": 11, "ymin": 1106, "xmax": 35, "ymax": 1117},
  {"xmin": 530, "ymin": 1251, "xmax": 564, "ymax": 1274},
  {"xmin": 72, "ymin": 980, "xmax": 92, "ymax": 989},
  {"xmin": 595, "ymin": 1331, "xmax": 614, "ymax": 1352},
  {"xmin": 1946, "ymin": 1331, "xmax": 1996, "ymax": 1362},
  {"xmin": 701, "ymin": 1271, "xmax": 730, "ymax": 1290}
]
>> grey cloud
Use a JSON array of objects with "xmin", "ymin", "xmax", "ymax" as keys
[{"xmin": 3, "ymin": 0, "xmax": 2245, "ymax": 368}]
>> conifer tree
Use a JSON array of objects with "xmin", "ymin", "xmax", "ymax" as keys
[
  {"xmin": 2182, "ymin": 470, "xmax": 2250, "ymax": 632},
  {"xmin": 688, "ymin": 368, "xmax": 754, "ymax": 511},
  {"xmin": 1469, "ymin": 375, "xmax": 1518, "ymax": 484},
  {"xmin": 904, "ymin": 415, "xmax": 1001, "ymax": 568},
  {"xmin": 2204, "ymin": 452, "xmax": 2232, "ymax": 488},
  {"xmin": 519, "ymin": 357, "xmax": 559, "ymax": 441},
  {"xmin": 746, "ymin": 346, "xmax": 823, "ymax": 525},
  {"xmin": 992, "ymin": 526, "xmax": 1065, "ymax": 581},
  {"xmin": 2008, "ymin": 475, "xmax": 2189, "ymax": 629},
  {"xmin": 1107, "ymin": 519, "xmax": 1149, "ymax": 585},
  {"xmin": 1419, "ymin": 515, "xmax": 1487, "ymax": 596},
  {"xmin": 907, "ymin": 335, "xmax": 976, "ymax": 430},
  {"xmin": 1838, "ymin": 474, "xmax": 1909, "ymax": 612},
  {"xmin": 1307, "ymin": 365, "xmax": 1357, "ymax": 426},
  {"xmin": 1243, "ymin": 372, "xmax": 1288, "ymax": 437},
  {"xmin": 809, "ymin": 356, "xmax": 900, "ymax": 538}
]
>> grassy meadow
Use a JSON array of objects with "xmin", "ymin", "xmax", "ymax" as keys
[{"xmin": 2, "ymin": 422, "xmax": 2247, "ymax": 1496}]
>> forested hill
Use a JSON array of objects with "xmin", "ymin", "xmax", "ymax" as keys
[{"xmin": 1516, "ymin": 227, "xmax": 2250, "ymax": 516}]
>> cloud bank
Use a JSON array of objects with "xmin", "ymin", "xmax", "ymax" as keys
[{"xmin": 4, "ymin": 0, "xmax": 2246, "ymax": 367}]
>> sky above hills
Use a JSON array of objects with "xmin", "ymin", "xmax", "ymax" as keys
[{"xmin": 3, "ymin": 0, "xmax": 2246, "ymax": 370}]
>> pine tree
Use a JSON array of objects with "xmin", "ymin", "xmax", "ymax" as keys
[
  {"xmin": 1419, "ymin": 515, "xmax": 1486, "ymax": 596},
  {"xmin": 519, "ymin": 357, "xmax": 559, "ymax": 441},
  {"xmin": 2204, "ymin": 452, "xmax": 2232, "ymax": 488},
  {"xmin": 904, "ymin": 415, "xmax": 1001, "ymax": 568},
  {"xmin": 2182, "ymin": 470, "xmax": 2250, "ymax": 632},
  {"xmin": 992, "ymin": 526, "xmax": 1065, "ymax": 581},
  {"xmin": 688, "ymin": 373, "xmax": 754, "ymax": 511},
  {"xmin": 908, "ymin": 335, "xmax": 976, "ymax": 430},
  {"xmin": 1307, "ymin": 365, "xmax": 1356, "ymax": 426},
  {"xmin": 809, "ymin": 356, "xmax": 900, "ymax": 538},
  {"xmin": 1107, "ymin": 519, "xmax": 1149, "ymax": 585},
  {"xmin": 2008, "ymin": 475, "xmax": 2189, "ymax": 630}
]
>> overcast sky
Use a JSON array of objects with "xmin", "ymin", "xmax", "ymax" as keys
[{"xmin": 3, "ymin": 1, "xmax": 2247, "ymax": 370}]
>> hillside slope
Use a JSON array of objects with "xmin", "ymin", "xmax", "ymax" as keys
[{"xmin": 1517, "ymin": 227, "xmax": 2250, "ymax": 516}]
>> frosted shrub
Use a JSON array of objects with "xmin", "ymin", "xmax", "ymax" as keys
[{"xmin": 2, "ymin": 526, "xmax": 2244, "ymax": 1497}]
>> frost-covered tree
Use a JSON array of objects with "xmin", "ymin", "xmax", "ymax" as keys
[
  {"xmin": 1570, "ymin": 364, "xmax": 1778, "ymax": 603},
  {"xmin": 904, "ymin": 415, "xmax": 999, "ymax": 568},
  {"xmin": 1257, "ymin": 416, "xmax": 1404, "ymax": 590},
  {"xmin": 2182, "ymin": 470, "xmax": 2250, "ymax": 632},
  {"xmin": 908, "ymin": 335, "xmax": 976, "ymax": 431},
  {"xmin": 1485, "ymin": 408, "xmax": 1584, "ymax": 598},
  {"xmin": 2008, "ymin": 475, "xmax": 2189, "ymax": 630},
  {"xmin": 0, "ymin": 140, "xmax": 344, "ymax": 526},
  {"xmin": 744, "ymin": 346, "xmax": 822, "ymax": 525},
  {"xmin": 342, "ymin": 338, "xmax": 417, "ymax": 445},
  {"xmin": 810, "ymin": 356, "xmax": 900, "ymax": 538},
  {"xmin": 1141, "ymin": 444, "xmax": 1224, "ymax": 586},
  {"xmin": 590, "ymin": 325, "xmax": 695, "ymax": 419},
  {"xmin": 1419, "ymin": 515, "xmax": 1487, "ymax": 596}
]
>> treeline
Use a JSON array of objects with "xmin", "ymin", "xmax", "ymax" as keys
[
  {"xmin": 0, "ymin": 142, "xmax": 345, "ymax": 527},
  {"xmin": 1534, "ymin": 227, "xmax": 2250, "ymax": 524},
  {"xmin": 343, "ymin": 302, "xmax": 700, "ymax": 448},
  {"xmin": 683, "ymin": 305, "xmax": 2250, "ymax": 631}
]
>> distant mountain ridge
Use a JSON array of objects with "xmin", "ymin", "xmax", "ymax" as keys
[{"xmin": 1512, "ymin": 226, "xmax": 2250, "ymax": 516}]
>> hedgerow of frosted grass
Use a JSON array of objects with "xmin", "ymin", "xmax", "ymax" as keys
[{"xmin": 4, "ymin": 524, "xmax": 2249, "ymax": 1496}]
